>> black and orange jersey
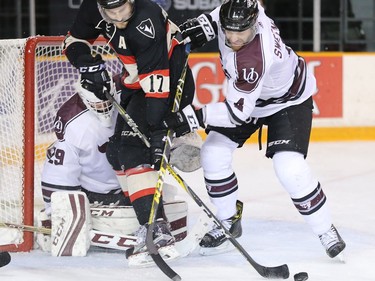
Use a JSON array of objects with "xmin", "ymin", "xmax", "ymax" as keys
[{"xmin": 64, "ymin": 0, "xmax": 183, "ymax": 126}]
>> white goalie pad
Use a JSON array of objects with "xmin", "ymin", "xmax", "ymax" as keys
[
  {"xmin": 90, "ymin": 200, "xmax": 188, "ymax": 242},
  {"xmin": 51, "ymin": 191, "xmax": 91, "ymax": 256},
  {"xmin": 170, "ymin": 131, "xmax": 203, "ymax": 172}
]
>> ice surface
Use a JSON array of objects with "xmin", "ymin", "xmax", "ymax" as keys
[{"xmin": 2, "ymin": 141, "xmax": 375, "ymax": 281}]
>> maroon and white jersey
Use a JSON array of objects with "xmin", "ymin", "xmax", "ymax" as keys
[
  {"xmin": 204, "ymin": 3, "xmax": 316, "ymax": 127},
  {"xmin": 41, "ymin": 94, "xmax": 120, "ymax": 197}
]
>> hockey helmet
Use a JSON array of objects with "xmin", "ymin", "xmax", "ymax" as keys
[
  {"xmin": 76, "ymin": 75, "xmax": 115, "ymax": 127},
  {"xmin": 219, "ymin": 0, "xmax": 259, "ymax": 32},
  {"xmin": 97, "ymin": 0, "xmax": 135, "ymax": 24},
  {"xmin": 97, "ymin": 0, "xmax": 129, "ymax": 9}
]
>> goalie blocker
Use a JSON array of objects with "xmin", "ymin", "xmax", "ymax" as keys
[{"xmin": 49, "ymin": 191, "xmax": 188, "ymax": 256}]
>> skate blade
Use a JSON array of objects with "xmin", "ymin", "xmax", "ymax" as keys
[
  {"xmin": 128, "ymin": 245, "xmax": 180, "ymax": 268},
  {"xmin": 199, "ymin": 240, "xmax": 235, "ymax": 256},
  {"xmin": 335, "ymin": 251, "xmax": 346, "ymax": 263}
]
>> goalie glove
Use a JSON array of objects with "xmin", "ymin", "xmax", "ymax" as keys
[
  {"xmin": 77, "ymin": 54, "xmax": 111, "ymax": 101},
  {"xmin": 179, "ymin": 14, "xmax": 217, "ymax": 50},
  {"xmin": 162, "ymin": 105, "xmax": 205, "ymax": 137}
]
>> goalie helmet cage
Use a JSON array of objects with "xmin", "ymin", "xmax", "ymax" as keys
[{"xmin": 0, "ymin": 36, "xmax": 122, "ymax": 252}]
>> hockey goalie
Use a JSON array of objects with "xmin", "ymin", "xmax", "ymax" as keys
[{"xmin": 36, "ymin": 73, "xmax": 203, "ymax": 266}]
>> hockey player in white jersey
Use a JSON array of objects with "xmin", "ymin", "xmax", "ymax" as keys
[
  {"xmin": 38, "ymin": 75, "xmax": 189, "ymax": 260},
  {"xmin": 162, "ymin": 0, "xmax": 346, "ymax": 259},
  {"xmin": 37, "ymin": 74, "xmax": 128, "ymax": 251},
  {"xmin": 40, "ymin": 75, "xmax": 129, "ymax": 217}
]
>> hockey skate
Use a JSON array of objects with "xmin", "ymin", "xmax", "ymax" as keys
[
  {"xmin": 127, "ymin": 219, "xmax": 180, "ymax": 267},
  {"xmin": 319, "ymin": 224, "xmax": 346, "ymax": 261},
  {"xmin": 199, "ymin": 200, "xmax": 243, "ymax": 256}
]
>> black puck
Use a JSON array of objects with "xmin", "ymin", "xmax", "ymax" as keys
[
  {"xmin": 294, "ymin": 272, "xmax": 308, "ymax": 281},
  {"xmin": 0, "ymin": 251, "xmax": 11, "ymax": 268}
]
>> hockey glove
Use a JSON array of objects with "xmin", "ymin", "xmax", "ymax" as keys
[
  {"xmin": 77, "ymin": 54, "xmax": 111, "ymax": 101},
  {"xmin": 179, "ymin": 14, "xmax": 217, "ymax": 50},
  {"xmin": 150, "ymin": 129, "xmax": 167, "ymax": 170},
  {"xmin": 162, "ymin": 105, "xmax": 205, "ymax": 137}
]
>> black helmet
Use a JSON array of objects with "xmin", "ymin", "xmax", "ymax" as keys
[
  {"xmin": 219, "ymin": 0, "xmax": 259, "ymax": 32},
  {"xmin": 97, "ymin": 0, "xmax": 128, "ymax": 9},
  {"xmin": 97, "ymin": 0, "xmax": 135, "ymax": 24}
]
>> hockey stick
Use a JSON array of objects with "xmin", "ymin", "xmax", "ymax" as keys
[
  {"xmin": 104, "ymin": 90, "xmax": 151, "ymax": 148},
  {"xmin": 102, "ymin": 46, "xmax": 190, "ymax": 278},
  {"xmin": 166, "ymin": 165, "xmax": 290, "ymax": 279},
  {"xmin": 0, "ymin": 251, "xmax": 11, "ymax": 268},
  {"xmin": 145, "ymin": 44, "xmax": 191, "ymax": 281},
  {"xmin": 0, "ymin": 222, "xmax": 138, "ymax": 250},
  {"xmin": 0, "ymin": 222, "xmax": 51, "ymax": 234}
]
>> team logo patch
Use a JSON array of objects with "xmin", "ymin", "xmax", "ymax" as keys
[
  {"xmin": 136, "ymin": 19, "xmax": 155, "ymax": 39},
  {"xmin": 242, "ymin": 67, "xmax": 259, "ymax": 84}
]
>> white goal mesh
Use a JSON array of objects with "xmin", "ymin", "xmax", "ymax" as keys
[{"xmin": 0, "ymin": 36, "xmax": 122, "ymax": 251}]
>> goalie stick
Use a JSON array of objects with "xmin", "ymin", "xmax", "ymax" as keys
[
  {"xmin": 0, "ymin": 251, "xmax": 11, "ymax": 268},
  {"xmin": 0, "ymin": 222, "xmax": 137, "ymax": 251},
  {"xmin": 166, "ymin": 165, "xmax": 290, "ymax": 280},
  {"xmin": 0, "ymin": 222, "xmax": 51, "ymax": 234}
]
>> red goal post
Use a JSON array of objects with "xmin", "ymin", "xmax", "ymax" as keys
[{"xmin": 0, "ymin": 36, "xmax": 122, "ymax": 252}]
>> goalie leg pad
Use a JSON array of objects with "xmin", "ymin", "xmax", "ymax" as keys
[
  {"xmin": 51, "ymin": 191, "xmax": 91, "ymax": 256},
  {"xmin": 164, "ymin": 201, "xmax": 188, "ymax": 242},
  {"xmin": 90, "ymin": 200, "xmax": 188, "ymax": 242}
]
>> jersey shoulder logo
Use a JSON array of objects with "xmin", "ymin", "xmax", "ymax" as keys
[
  {"xmin": 136, "ymin": 18, "xmax": 155, "ymax": 39},
  {"xmin": 242, "ymin": 67, "xmax": 259, "ymax": 84}
]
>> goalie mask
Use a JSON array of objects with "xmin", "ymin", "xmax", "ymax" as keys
[
  {"xmin": 76, "ymin": 76, "xmax": 115, "ymax": 127},
  {"xmin": 97, "ymin": 0, "xmax": 135, "ymax": 26}
]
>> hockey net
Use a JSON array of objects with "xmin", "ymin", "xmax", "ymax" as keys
[{"xmin": 0, "ymin": 36, "xmax": 122, "ymax": 252}]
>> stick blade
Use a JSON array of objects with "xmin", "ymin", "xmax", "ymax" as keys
[
  {"xmin": 146, "ymin": 224, "xmax": 181, "ymax": 281},
  {"xmin": 0, "ymin": 252, "xmax": 11, "ymax": 268},
  {"xmin": 261, "ymin": 264, "xmax": 290, "ymax": 279}
]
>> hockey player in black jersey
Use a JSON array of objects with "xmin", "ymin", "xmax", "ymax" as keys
[{"xmin": 63, "ymin": 0, "xmax": 195, "ymax": 264}]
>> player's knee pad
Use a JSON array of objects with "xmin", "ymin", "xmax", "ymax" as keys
[
  {"xmin": 201, "ymin": 131, "xmax": 237, "ymax": 179},
  {"xmin": 272, "ymin": 151, "xmax": 318, "ymax": 197}
]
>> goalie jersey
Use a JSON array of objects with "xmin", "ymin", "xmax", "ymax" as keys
[{"xmin": 41, "ymin": 93, "xmax": 121, "ymax": 209}]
